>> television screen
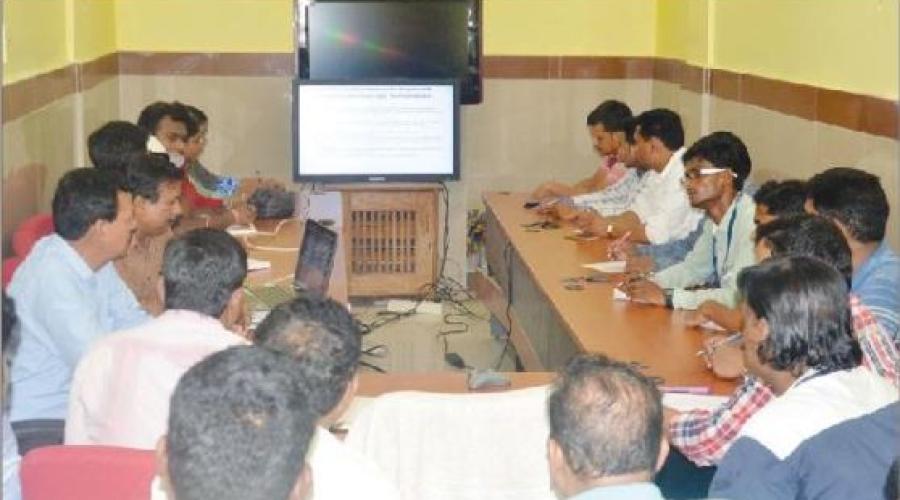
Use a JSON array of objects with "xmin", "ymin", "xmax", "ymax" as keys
[
  {"xmin": 300, "ymin": 0, "xmax": 482, "ymax": 104},
  {"xmin": 293, "ymin": 80, "xmax": 459, "ymax": 183}
]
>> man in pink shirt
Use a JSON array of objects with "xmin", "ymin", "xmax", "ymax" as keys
[{"xmin": 65, "ymin": 228, "xmax": 250, "ymax": 449}]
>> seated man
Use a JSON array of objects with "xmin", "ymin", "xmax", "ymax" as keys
[
  {"xmin": 665, "ymin": 214, "xmax": 898, "ymax": 493},
  {"xmin": 87, "ymin": 120, "xmax": 149, "ymax": 176},
  {"xmin": 155, "ymin": 346, "xmax": 316, "ymax": 500},
  {"xmin": 622, "ymin": 131, "xmax": 756, "ymax": 310},
  {"xmin": 8, "ymin": 169, "xmax": 148, "ymax": 453},
  {"xmin": 710, "ymin": 256, "xmax": 898, "ymax": 499},
  {"xmin": 688, "ymin": 178, "xmax": 809, "ymax": 330},
  {"xmin": 254, "ymin": 296, "xmax": 400, "ymax": 499},
  {"xmin": 137, "ymin": 101, "xmax": 255, "ymax": 229},
  {"xmin": 66, "ymin": 229, "xmax": 250, "ymax": 449},
  {"xmin": 572, "ymin": 109, "xmax": 703, "ymax": 245},
  {"xmin": 114, "ymin": 153, "xmax": 184, "ymax": 315},
  {"xmin": 533, "ymin": 100, "xmax": 639, "ymax": 210},
  {"xmin": 546, "ymin": 353, "xmax": 667, "ymax": 499},
  {"xmin": 806, "ymin": 167, "xmax": 900, "ymax": 341},
  {"xmin": 752, "ymin": 179, "xmax": 806, "ymax": 225}
]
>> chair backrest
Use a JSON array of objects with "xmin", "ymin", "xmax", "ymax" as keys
[
  {"xmin": 3, "ymin": 256, "xmax": 24, "ymax": 289},
  {"xmin": 344, "ymin": 386, "xmax": 555, "ymax": 500},
  {"xmin": 21, "ymin": 445, "xmax": 157, "ymax": 500},
  {"xmin": 12, "ymin": 213, "xmax": 54, "ymax": 257}
]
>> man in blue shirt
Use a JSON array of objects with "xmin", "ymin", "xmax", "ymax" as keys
[
  {"xmin": 8, "ymin": 168, "xmax": 149, "ymax": 454},
  {"xmin": 546, "ymin": 354, "xmax": 667, "ymax": 500},
  {"xmin": 806, "ymin": 167, "xmax": 900, "ymax": 341}
]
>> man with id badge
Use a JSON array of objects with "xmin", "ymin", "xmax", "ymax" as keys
[{"xmin": 622, "ymin": 132, "xmax": 756, "ymax": 310}]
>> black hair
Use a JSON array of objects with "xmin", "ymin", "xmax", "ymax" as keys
[
  {"xmin": 633, "ymin": 108, "xmax": 684, "ymax": 151},
  {"xmin": 162, "ymin": 229, "xmax": 247, "ymax": 317},
  {"xmin": 52, "ymin": 168, "xmax": 125, "ymax": 241},
  {"xmin": 167, "ymin": 346, "xmax": 316, "ymax": 500},
  {"xmin": 807, "ymin": 167, "xmax": 890, "ymax": 243},
  {"xmin": 184, "ymin": 104, "xmax": 209, "ymax": 136},
  {"xmin": 622, "ymin": 117, "xmax": 637, "ymax": 145},
  {"xmin": 683, "ymin": 131, "xmax": 752, "ymax": 191},
  {"xmin": 738, "ymin": 256, "xmax": 861, "ymax": 376},
  {"xmin": 2, "ymin": 292, "xmax": 18, "ymax": 357},
  {"xmin": 755, "ymin": 214, "xmax": 852, "ymax": 286},
  {"xmin": 88, "ymin": 121, "xmax": 149, "ymax": 176},
  {"xmin": 137, "ymin": 101, "xmax": 197, "ymax": 137},
  {"xmin": 547, "ymin": 353, "xmax": 662, "ymax": 479},
  {"xmin": 752, "ymin": 180, "xmax": 807, "ymax": 218},
  {"xmin": 126, "ymin": 153, "xmax": 183, "ymax": 202},
  {"xmin": 254, "ymin": 296, "xmax": 361, "ymax": 417},
  {"xmin": 586, "ymin": 100, "xmax": 633, "ymax": 133}
]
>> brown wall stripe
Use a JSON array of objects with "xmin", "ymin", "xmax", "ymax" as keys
[{"xmin": 3, "ymin": 53, "xmax": 897, "ymax": 138}]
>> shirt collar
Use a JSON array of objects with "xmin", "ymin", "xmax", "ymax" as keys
[
  {"xmin": 852, "ymin": 241, "xmax": 889, "ymax": 289},
  {"xmin": 569, "ymin": 482, "xmax": 665, "ymax": 500},
  {"xmin": 657, "ymin": 147, "xmax": 686, "ymax": 180}
]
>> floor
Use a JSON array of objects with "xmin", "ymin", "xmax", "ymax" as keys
[{"xmin": 351, "ymin": 298, "xmax": 518, "ymax": 373}]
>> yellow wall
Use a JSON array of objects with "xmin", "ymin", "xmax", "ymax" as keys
[
  {"xmin": 2, "ymin": 0, "xmax": 70, "ymax": 84},
  {"xmin": 73, "ymin": 0, "xmax": 117, "ymax": 62},
  {"xmin": 3, "ymin": 0, "xmax": 897, "ymax": 99},
  {"xmin": 114, "ymin": 0, "xmax": 294, "ymax": 53},
  {"xmin": 712, "ymin": 0, "xmax": 898, "ymax": 99},
  {"xmin": 484, "ymin": 0, "xmax": 657, "ymax": 56}
]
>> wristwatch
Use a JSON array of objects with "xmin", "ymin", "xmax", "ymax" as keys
[{"xmin": 663, "ymin": 288, "xmax": 674, "ymax": 309}]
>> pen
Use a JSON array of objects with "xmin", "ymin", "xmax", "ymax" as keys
[
  {"xmin": 608, "ymin": 230, "xmax": 632, "ymax": 258},
  {"xmin": 660, "ymin": 386, "xmax": 711, "ymax": 395},
  {"xmin": 695, "ymin": 332, "xmax": 743, "ymax": 357}
]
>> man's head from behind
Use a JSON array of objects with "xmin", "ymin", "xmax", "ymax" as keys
[
  {"xmin": 162, "ymin": 229, "xmax": 247, "ymax": 326},
  {"xmin": 53, "ymin": 168, "xmax": 135, "ymax": 262},
  {"xmin": 586, "ymin": 100, "xmax": 633, "ymax": 157},
  {"xmin": 630, "ymin": 109, "xmax": 684, "ymax": 171},
  {"xmin": 682, "ymin": 131, "xmax": 752, "ymax": 208},
  {"xmin": 254, "ymin": 295, "xmax": 361, "ymax": 422},
  {"xmin": 752, "ymin": 179, "xmax": 807, "ymax": 225},
  {"xmin": 546, "ymin": 354, "xmax": 666, "ymax": 498},
  {"xmin": 127, "ymin": 153, "xmax": 184, "ymax": 237},
  {"xmin": 88, "ymin": 121, "xmax": 149, "ymax": 176},
  {"xmin": 754, "ymin": 214, "xmax": 852, "ymax": 285},
  {"xmin": 161, "ymin": 345, "xmax": 316, "ymax": 500},
  {"xmin": 805, "ymin": 167, "xmax": 890, "ymax": 245},
  {"xmin": 137, "ymin": 101, "xmax": 195, "ymax": 156}
]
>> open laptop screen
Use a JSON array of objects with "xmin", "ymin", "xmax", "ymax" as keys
[{"xmin": 294, "ymin": 219, "xmax": 338, "ymax": 296}]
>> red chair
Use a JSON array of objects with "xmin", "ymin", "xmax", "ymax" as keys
[
  {"xmin": 12, "ymin": 213, "xmax": 54, "ymax": 257},
  {"xmin": 21, "ymin": 445, "xmax": 157, "ymax": 500},
  {"xmin": 2, "ymin": 256, "xmax": 23, "ymax": 289}
]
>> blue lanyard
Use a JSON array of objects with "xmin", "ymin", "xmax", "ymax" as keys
[{"xmin": 711, "ymin": 199, "xmax": 740, "ymax": 282}]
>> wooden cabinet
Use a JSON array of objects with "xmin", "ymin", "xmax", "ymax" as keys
[{"xmin": 336, "ymin": 185, "xmax": 439, "ymax": 297}]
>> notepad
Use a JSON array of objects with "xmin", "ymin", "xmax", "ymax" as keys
[
  {"xmin": 663, "ymin": 392, "xmax": 728, "ymax": 412},
  {"xmin": 226, "ymin": 224, "xmax": 257, "ymax": 237},
  {"xmin": 612, "ymin": 288, "xmax": 629, "ymax": 301},
  {"xmin": 582, "ymin": 260, "xmax": 627, "ymax": 273},
  {"xmin": 247, "ymin": 258, "xmax": 271, "ymax": 271}
]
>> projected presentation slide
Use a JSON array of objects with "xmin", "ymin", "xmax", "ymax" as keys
[{"xmin": 295, "ymin": 82, "xmax": 457, "ymax": 179}]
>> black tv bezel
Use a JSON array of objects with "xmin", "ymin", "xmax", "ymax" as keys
[{"xmin": 292, "ymin": 78, "xmax": 461, "ymax": 184}]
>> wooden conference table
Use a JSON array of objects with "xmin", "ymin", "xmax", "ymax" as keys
[{"xmin": 479, "ymin": 192, "xmax": 737, "ymax": 396}]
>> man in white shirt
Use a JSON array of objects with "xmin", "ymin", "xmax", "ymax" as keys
[
  {"xmin": 254, "ymin": 296, "xmax": 400, "ymax": 500},
  {"xmin": 622, "ymin": 131, "xmax": 757, "ymax": 310},
  {"xmin": 65, "ymin": 228, "xmax": 250, "ymax": 449},
  {"xmin": 573, "ymin": 109, "xmax": 703, "ymax": 245}
]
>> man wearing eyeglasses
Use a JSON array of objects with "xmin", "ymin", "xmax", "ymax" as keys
[{"xmin": 621, "ymin": 131, "xmax": 757, "ymax": 310}]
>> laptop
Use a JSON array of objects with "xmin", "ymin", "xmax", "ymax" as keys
[{"xmin": 245, "ymin": 219, "xmax": 338, "ymax": 310}]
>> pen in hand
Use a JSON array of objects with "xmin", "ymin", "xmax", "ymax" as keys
[{"xmin": 695, "ymin": 332, "xmax": 743, "ymax": 357}]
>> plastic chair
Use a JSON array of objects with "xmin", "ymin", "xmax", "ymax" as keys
[
  {"xmin": 12, "ymin": 213, "xmax": 53, "ymax": 257},
  {"xmin": 20, "ymin": 445, "xmax": 157, "ymax": 500},
  {"xmin": 2, "ymin": 256, "xmax": 24, "ymax": 289}
]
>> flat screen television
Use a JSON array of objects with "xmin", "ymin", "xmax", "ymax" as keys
[
  {"xmin": 298, "ymin": 0, "xmax": 482, "ymax": 104},
  {"xmin": 292, "ymin": 80, "xmax": 460, "ymax": 183}
]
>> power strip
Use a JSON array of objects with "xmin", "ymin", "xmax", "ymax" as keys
[{"xmin": 386, "ymin": 299, "xmax": 443, "ymax": 316}]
